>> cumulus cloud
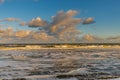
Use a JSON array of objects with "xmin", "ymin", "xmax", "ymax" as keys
[
  {"xmin": 0, "ymin": 10, "xmax": 97, "ymax": 43},
  {"xmin": 26, "ymin": 10, "xmax": 82, "ymax": 42},
  {"xmin": 107, "ymin": 36, "xmax": 120, "ymax": 40},
  {"xmin": 106, "ymin": 36, "xmax": 120, "ymax": 43},
  {"xmin": 28, "ymin": 17, "xmax": 48, "ymax": 27},
  {"xmin": 80, "ymin": 34, "xmax": 103, "ymax": 42},
  {"xmin": 44, "ymin": 10, "xmax": 81, "ymax": 41},
  {"xmin": 0, "ymin": 29, "xmax": 4, "ymax": 33},
  {"xmin": 5, "ymin": 18, "xmax": 20, "ymax": 22},
  {"xmin": 58, "ymin": 27, "xmax": 81, "ymax": 41},
  {"xmin": 0, "ymin": 28, "xmax": 57, "ymax": 43},
  {"xmin": 0, "ymin": 18, "xmax": 20, "ymax": 22},
  {"xmin": 19, "ymin": 22, "xmax": 27, "ymax": 26},
  {"xmin": 0, "ymin": 27, "xmax": 14, "ymax": 37},
  {"xmin": 15, "ymin": 30, "xmax": 31, "ymax": 38},
  {"xmin": 32, "ymin": 31, "xmax": 55, "ymax": 41},
  {"xmin": 82, "ymin": 17, "xmax": 95, "ymax": 24},
  {"xmin": 47, "ymin": 10, "xmax": 81, "ymax": 33},
  {"xmin": 83, "ymin": 34, "xmax": 95, "ymax": 41}
]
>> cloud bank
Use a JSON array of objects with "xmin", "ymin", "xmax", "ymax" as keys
[
  {"xmin": 0, "ymin": 10, "xmax": 97, "ymax": 43},
  {"xmin": 23, "ymin": 10, "xmax": 82, "ymax": 42}
]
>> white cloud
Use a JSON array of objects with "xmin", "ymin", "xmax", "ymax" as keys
[
  {"xmin": 44, "ymin": 10, "xmax": 81, "ymax": 41},
  {"xmin": 28, "ymin": 17, "xmax": 48, "ymax": 27},
  {"xmin": 26, "ymin": 10, "xmax": 82, "ymax": 42},
  {"xmin": 0, "ymin": 28, "xmax": 57, "ymax": 43},
  {"xmin": 0, "ymin": 10, "xmax": 97, "ymax": 43},
  {"xmin": 5, "ymin": 18, "xmax": 20, "ymax": 22},
  {"xmin": 0, "ymin": 18, "xmax": 20, "ymax": 22},
  {"xmin": 106, "ymin": 36, "xmax": 120, "ymax": 43},
  {"xmin": 19, "ymin": 22, "xmax": 27, "ymax": 26},
  {"xmin": 15, "ymin": 30, "xmax": 31, "ymax": 38},
  {"xmin": 82, "ymin": 17, "xmax": 95, "ymax": 24},
  {"xmin": 83, "ymin": 34, "xmax": 95, "ymax": 41},
  {"xmin": 47, "ymin": 10, "xmax": 81, "ymax": 34},
  {"xmin": 79, "ymin": 34, "xmax": 103, "ymax": 43}
]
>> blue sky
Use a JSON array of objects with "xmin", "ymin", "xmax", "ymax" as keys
[{"xmin": 0, "ymin": 0, "xmax": 120, "ymax": 43}]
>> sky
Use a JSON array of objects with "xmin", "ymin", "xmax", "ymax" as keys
[{"xmin": 0, "ymin": 0, "xmax": 120, "ymax": 43}]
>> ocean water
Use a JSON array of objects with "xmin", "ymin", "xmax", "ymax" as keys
[{"xmin": 0, "ymin": 48, "xmax": 120, "ymax": 80}]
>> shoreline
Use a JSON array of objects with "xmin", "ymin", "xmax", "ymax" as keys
[{"xmin": 0, "ymin": 46, "xmax": 120, "ymax": 50}]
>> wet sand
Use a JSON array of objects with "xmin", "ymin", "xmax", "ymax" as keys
[{"xmin": 0, "ymin": 48, "xmax": 120, "ymax": 80}]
